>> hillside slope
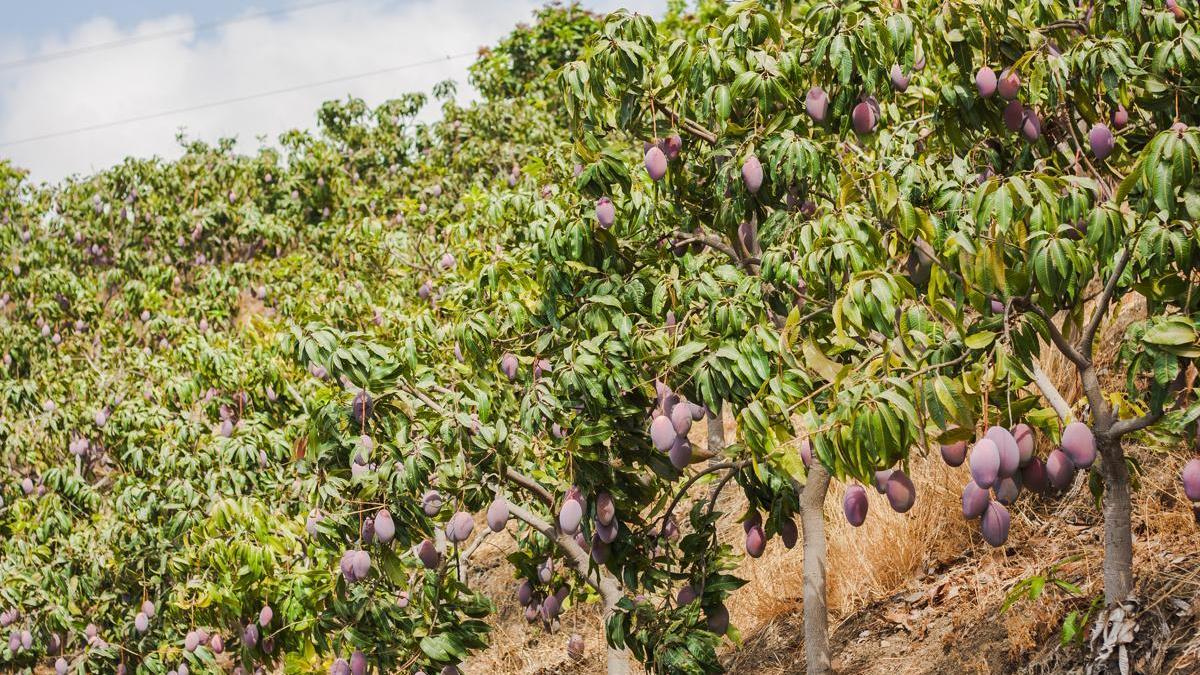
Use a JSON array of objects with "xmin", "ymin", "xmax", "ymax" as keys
[
  {"xmin": 4, "ymin": 2, "xmax": 1200, "ymax": 674},
  {"xmin": 0, "ymin": 6, "xmax": 588, "ymax": 671}
]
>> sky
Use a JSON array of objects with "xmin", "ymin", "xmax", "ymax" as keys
[{"xmin": 0, "ymin": 0, "xmax": 667, "ymax": 183}]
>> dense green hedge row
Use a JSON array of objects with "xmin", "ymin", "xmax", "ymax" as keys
[{"xmin": 2, "ymin": 2, "xmax": 1199, "ymax": 674}]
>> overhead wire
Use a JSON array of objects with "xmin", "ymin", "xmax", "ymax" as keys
[{"xmin": 0, "ymin": 51, "xmax": 476, "ymax": 148}]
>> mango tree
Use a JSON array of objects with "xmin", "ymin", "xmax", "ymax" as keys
[
  {"xmin": 560, "ymin": 0, "xmax": 1200, "ymax": 672},
  {"xmin": 557, "ymin": 3, "xmax": 944, "ymax": 673},
  {"xmin": 903, "ymin": 0, "xmax": 1200, "ymax": 618}
]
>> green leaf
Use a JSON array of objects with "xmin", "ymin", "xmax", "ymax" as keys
[
  {"xmin": 1052, "ymin": 579, "xmax": 1082, "ymax": 596},
  {"xmin": 1061, "ymin": 612, "xmax": 1080, "ymax": 646},
  {"xmin": 1142, "ymin": 320, "xmax": 1196, "ymax": 346},
  {"xmin": 669, "ymin": 342, "xmax": 707, "ymax": 367},
  {"xmin": 801, "ymin": 339, "xmax": 844, "ymax": 383},
  {"xmin": 964, "ymin": 330, "xmax": 996, "ymax": 350},
  {"xmin": 420, "ymin": 634, "xmax": 454, "ymax": 662}
]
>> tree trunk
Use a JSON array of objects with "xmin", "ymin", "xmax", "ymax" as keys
[
  {"xmin": 1098, "ymin": 434, "xmax": 1134, "ymax": 604},
  {"xmin": 604, "ymin": 616, "xmax": 634, "ymax": 675},
  {"xmin": 597, "ymin": 564, "xmax": 634, "ymax": 675},
  {"xmin": 706, "ymin": 405, "xmax": 728, "ymax": 505},
  {"xmin": 502, "ymin": 496, "xmax": 632, "ymax": 674},
  {"xmin": 707, "ymin": 404, "xmax": 725, "ymax": 459},
  {"xmin": 799, "ymin": 465, "xmax": 832, "ymax": 675}
]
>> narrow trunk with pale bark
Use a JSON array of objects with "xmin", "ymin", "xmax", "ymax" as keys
[
  {"xmin": 1098, "ymin": 434, "xmax": 1134, "ymax": 604},
  {"xmin": 558, "ymin": 526, "xmax": 634, "ymax": 674},
  {"xmin": 707, "ymin": 405, "xmax": 725, "ymax": 459},
  {"xmin": 707, "ymin": 405, "xmax": 726, "ymax": 503},
  {"xmin": 502, "ymin": 496, "xmax": 632, "ymax": 674},
  {"xmin": 799, "ymin": 465, "xmax": 831, "ymax": 675},
  {"xmin": 601, "ymin": 588, "xmax": 633, "ymax": 674}
]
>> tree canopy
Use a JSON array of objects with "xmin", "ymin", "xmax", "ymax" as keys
[{"xmin": 1, "ymin": 2, "xmax": 1198, "ymax": 674}]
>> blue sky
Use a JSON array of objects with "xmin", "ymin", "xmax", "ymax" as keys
[{"xmin": 0, "ymin": 0, "xmax": 667, "ymax": 182}]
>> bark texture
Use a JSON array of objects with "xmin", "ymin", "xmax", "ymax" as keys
[
  {"xmin": 799, "ymin": 465, "xmax": 832, "ymax": 675},
  {"xmin": 706, "ymin": 405, "xmax": 725, "ymax": 458},
  {"xmin": 1098, "ymin": 434, "xmax": 1134, "ymax": 604}
]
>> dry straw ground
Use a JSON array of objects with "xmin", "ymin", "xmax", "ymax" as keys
[{"xmin": 463, "ymin": 298, "xmax": 1200, "ymax": 674}]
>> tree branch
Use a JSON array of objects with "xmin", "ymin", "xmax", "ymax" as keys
[
  {"xmin": 705, "ymin": 467, "xmax": 741, "ymax": 517},
  {"xmin": 459, "ymin": 529, "xmax": 493, "ymax": 564},
  {"xmin": 1020, "ymin": 301, "xmax": 1090, "ymax": 368},
  {"xmin": 1108, "ymin": 370, "xmax": 1190, "ymax": 437},
  {"xmin": 1080, "ymin": 365, "xmax": 1112, "ymax": 430},
  {"xmin": 905, "ymin": 351, "xmax": 970, "ymax": 380},
  {"xmin": 1108, "ymin": 411, "xmax": 1163, "ymax": 438},
  {"xmin": 652, "ymin": 100, "xmax": 718, "ymax": 145},
  {"xmin": 670, "ymin": 230, "xmax": 751, "ymax": 269},
  {"xmin": 1029, "ymin": 361, "xmax": 1073, "ymax": 422},
  {"xmin": 655, "ymin": 461, "xmax": 748, "ymax": 541},
  {"xmin": 401, "ymin": 382, "xmax": 449, "ymax": 415},
  {"xmin": 1081, "ymin": 245, "xmax": 1132, "ymax": 359},
  {"xmin": 1043, "ymin": 19, "xmax": 1087, "ymax": 34},
  {"xmin": 502, "ymin": 495, "xmax": 607, "ymax": 593},
  {"xmin": 395, "ymin": 256, "xmax": 434, "ymax": 275},
  {"xmin": 503, "ymin": 467, "xmax": 555, "ymax": 508}
]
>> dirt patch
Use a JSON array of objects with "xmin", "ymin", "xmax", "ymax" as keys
[
  {"xmin": 726, "ymin": 553, "xmax": 1199, "ymax": 675},
  {"xmin": 723, "ymin": 454, "xmax": 1200, "ymax": 674}
]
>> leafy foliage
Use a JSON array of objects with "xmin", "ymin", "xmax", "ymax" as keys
[{"xmin": 2, "ymin": 1, "xmax": 1199, "ymax": 674}]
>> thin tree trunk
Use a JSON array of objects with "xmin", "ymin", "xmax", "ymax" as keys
[
  {"xmin": 596, "ymin": 564, "xmax": 633, "ymax": 675},
  {"xmin": 1098, "ymin": 434, "xmax": 1134, "ymax": 604},
  {"xmin": 799, "ymin": 465, "xmax": 832, "ymax": 675},
  {"xmin": 503, "ymin": 497, "xmax": 632, "ymax": 674},
  {"xmin": 707, "ymin": 404, "xmax": 726, "ymax": 503},
  {"xmin": 707, "ymin": 404, "xmax": 725, "ymax": 459}
]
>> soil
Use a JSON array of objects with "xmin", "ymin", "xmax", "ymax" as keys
[{"xmin": 725, "ymin": 543, "xmax": 1200, "ymax": 675}]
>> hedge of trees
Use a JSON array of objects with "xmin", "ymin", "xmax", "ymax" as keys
[{"xmin": 1, "ymin": 2, "xmax": 1198, "ymax": 674}]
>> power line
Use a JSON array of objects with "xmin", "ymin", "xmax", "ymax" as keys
[
  {"xmin": 0, "ymin": 52, "xmax": 475, "ymax": 148},
  {"xmin": 0, "ymin": 0, "xmax": 355, "ymax": 71}
]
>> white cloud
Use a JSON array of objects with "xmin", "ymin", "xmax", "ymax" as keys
[{"xmin": 0, "ymin": 0, "xmax": 665, "ymax": 183}]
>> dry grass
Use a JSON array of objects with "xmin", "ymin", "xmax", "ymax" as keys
[
  {"xmin": 715, "ymin": 448, "xmax": 973, "ymax": 634},
  {"xmin": 462, "ymin": 521, "xmax": 622, "ymax": 675},
  {"xmin": 720, "ymin": 441, "xmax": 1199, "ymax": 675},
  {"xmin": 461, "ymin": 296, "xmax": 1200, "ymax": 674},
  {"xmin": 823, "ymin": 456, "xmax": 974, "ymax": 615}
]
